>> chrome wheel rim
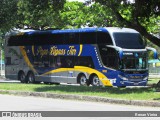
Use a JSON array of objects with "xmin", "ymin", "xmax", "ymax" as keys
[
  {"xmin": 20, "ymin": 74, "xmax": 25, "ymax": 81},
  {"xmin": 92, "ymin": 76, "xmax": 100, "ymax": 86},
  {"xmin": 80, "ymin": 76, "xmax": 87, "ymax": 86},
  {"xmin": 28, "ymin": 74, "xmax": 34, "ymax": 83}
]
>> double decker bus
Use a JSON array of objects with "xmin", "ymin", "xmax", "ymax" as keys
[{"xmin": 4, "ymin": 27, "xmax": 158, "ymax": 87}]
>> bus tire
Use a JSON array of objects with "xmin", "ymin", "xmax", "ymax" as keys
[
  {"xmin": 26, "ymin": 72, "xmax": 36, "ymax": 83},
  {"xmin": 18, "ymin": 71, "xmax": 26, "ymax": 83},
  {"xmin": 77, "ymin": 74, "xmax": 89, "ymax": 86},
  {"xmin": 91, "ymin": 75, "xmax": 100, "ymax": 87}
]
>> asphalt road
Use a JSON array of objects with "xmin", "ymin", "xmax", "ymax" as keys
[
  {"xmin": 0, "ymin": 93, "xmax": 160, "ymax": 119},
  {"xmin": 0, "ymin": 94, "xmax": 159, "ymax": 111}
]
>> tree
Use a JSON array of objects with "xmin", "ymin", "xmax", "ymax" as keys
[
  {"xmin": 0, "ymin": 0, "xmax": 66, "ymax": 32},
  {"xmin": 1, "ymin": 0, "xmax": 160, "ymax": 47},
  {"xmin": 96, "ymin": 0, "xmax": 160, "ymax": 47},
  {"xmin": 58, "ymin": 2, "xmax": 118, "ymax": 29},
  {"xmin": 0, "ymin": 0, "xmax": 18, "ymax": 32},
  {"xmin": 58, "ymin": 2, "xmax": 86, "ymax": 28},
  {"xmin": 17, "ymin": 0, "xmax": 65, "ymax": 29}
]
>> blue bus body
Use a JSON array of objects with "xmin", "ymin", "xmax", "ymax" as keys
[{"xmin": 5, "ymin": 27, "xmax": 158, "ymax": 87}]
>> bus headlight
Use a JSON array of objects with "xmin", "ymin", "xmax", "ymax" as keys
[{"xmin": 118, "ymin": 75, "xmax": 128, "ymax": 80}]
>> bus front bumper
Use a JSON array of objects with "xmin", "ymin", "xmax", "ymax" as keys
[{"xmin": 119, "ymin": 80, "xmax": 147, "ymax": 86}]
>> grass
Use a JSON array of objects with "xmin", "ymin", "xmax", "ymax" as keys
[
  {"xmin": 148, "ymin": 78, "xmax": 160, "ymax": 85},
  {"xmin": 0, "ymin": 82, "xmax": 160, "ymax": 101}
]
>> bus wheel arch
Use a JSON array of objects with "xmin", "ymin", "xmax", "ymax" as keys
[
  {"xmin": 77, "ymin": 73, "xmax": 89, "ymax": 86},
  {"xmin": 89, "ymin": 74, "xmax": 100, "ymax": 87},
  {"xmin": 18, "ymin": 70, "xmax": 26, "ymax": 83}
]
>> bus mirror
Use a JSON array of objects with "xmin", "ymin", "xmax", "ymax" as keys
[
  {"xmin": 154, "ymin": 52, "xmax": 158, "ymax": 59},
  {"xmin": 119, "ymin": 50, "xmax": 123, "ymax": 59},
  {"xmin": 146, "ymin": 47, "xmax": 158, "ymax": 59}
]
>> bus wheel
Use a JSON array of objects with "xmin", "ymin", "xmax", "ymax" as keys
[
  {"xmin": 78, "ymin": 74, "xmax": 88, "ymax": 86},
  {"xmin": 27, "ymin": 72, "xmax": 35, "ymax": 83},
  {"xmin": 18, "ymin": 72, "xmax": 26, "ymax": 83},
  {"xmin": 91, "ymin": 75, "xmax": 100, "ymax": 87}
]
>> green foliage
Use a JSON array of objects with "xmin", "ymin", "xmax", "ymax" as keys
[
  {"xmin": 58, "ymin": 2, "xmax": 118, "ymax": 29},
  {"xmin": 0, "ymin": 31, "xmax": 4, "ymax": 50},
  {"xmin": 0, "ymin": 0, "xmax": 66, "ymax": 49},
  {"xmin": 83, "ymin": 3, "xmax": 118, "ymax": 27},
  {"xmin": 0, "ymin": 0, "xmax": 159, "ymax": 47},
  {"xmin": 0, "ymin": 0, "xmax": 18, "ymax": 32},
  {"xmin": 0, "ymin": 83, "xmax": 159, "ymax": 101},
  {"xmin": 147, "ymin": 39, "xmax": 160, "ymax": 59},
  {"xmin": 0, "ymin": 0, "xmax": 66, "ymax": 31},
  {"xmin": 58, "ymin": 2, "xmax": 85, "ymax": 28},
  {"xmin": 96, "ymin": 0, "xmax": 160, "ymax": 46},
  {"xmin": 17, "ymin": 0, "xmax": 65, "ymax": 29}
]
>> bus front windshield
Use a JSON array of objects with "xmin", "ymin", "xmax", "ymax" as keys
[
  {"xmin": 119, "ymin": 53, "xmax": 148, "ymax": 70},
  {"xmin": 113, "ymin": 33, "xmax": 146, "ymax": 49}
]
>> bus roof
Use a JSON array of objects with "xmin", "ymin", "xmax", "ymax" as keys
[
  {"xmin": 25, "ymin": 27, "xmax": 108, "ymax": 35},
  {"xmin": 12, "ymin": 27, "xmax": 139, "ymax": 36},
  {"xmin": 106, "ymin": 27, "xmax": 139, "ymax": 34}
]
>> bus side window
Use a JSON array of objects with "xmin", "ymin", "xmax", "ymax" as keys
[
  {"xmin": 99, "ymin": 46, "xmax": 118, "ymax": 69},
  {"xmin": 56, "ymin": 56, "xmax": 61, "ymax": 67},
  {"xmin": 75, "ymin": 56, "xmax": 94, "ymax": 68},
  {"xmin": 65, "ymin": 33, "xmax": 79, "ymax": 44},
  {"xmin": 97, "ymin": 32, "xmax": 113, "ymax": 45},
  {"xmin": 80, "ymin": 32, "xmax": 96, "ymax": 44},
  {"xmin": 60, "ymin": 56, "xmax": 74, "ymax": 68},
  {"xmin": 107, "ymin": 49, "xmax": 118, "ymax": 69},
  {"xmin": 5, "ymin": 57, "xmax": 11, "ymax": 65},
  {"xmin": 42, "ymin": 55, "xmax": 49, "ymax": 67},
  {"xmin": 33, "ymin": 56, "xmax": 39, "ymax": 66},
  {"xmin": 49, "ymin": 56, "xmax": 56, "ymax": 68}
]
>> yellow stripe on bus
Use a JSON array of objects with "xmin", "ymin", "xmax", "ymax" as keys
[
  {"xmin": 32, "ymin": 46, "xmax": 35, "ymax": 56},
  {"xmin": 78, "ymin": 44, "xmax": 83, "ymax": 56},
  {"xmin": 42, "ymin": 66, "xmax": 112, "ymax": 86},
  {"xmin": 19, "ymin": 46, "xmax": 38, "ymax": 74}
]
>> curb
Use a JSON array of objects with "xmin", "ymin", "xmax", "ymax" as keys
[{"xmin": 0, "ymin": 90, "xmax": 160, "ymax": 107}]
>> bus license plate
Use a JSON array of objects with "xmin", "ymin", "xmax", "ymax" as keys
[{"xmin": 134, "ymin": 83, "xmax": 139, "ymax": 85}]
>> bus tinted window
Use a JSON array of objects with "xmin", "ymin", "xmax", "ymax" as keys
[
  {"xmin": 98, "ymin": 45, "xmax": 118, "ymax": 69},
  {"xmin": 33, "ymin": 55, "xmax": 94, "ymax": 69},
  {"xmin": 97, "ymin": 32, "xmax": 113, "ymax": 45},
  {"xmin": 65, "ymin": 33, "xmax": 79, "ymax": 44},
  {"xmin": 5, "ymin": 57, "xmax": 11, "ymax": 65},
  {"xmin": 8, "ymin": 34, "xmax": 65, "ymax": 46},
  {"xmin": 8, "ymin": 31, "xmax": 112, "ymax": 46},
  {"xmin": 113, "ymin": 33, "xmax": 145, "ymax": 49},
  {"xmin": 80, "ymin": 32, "xmax": 96, "ymax": 44},
  {"xmin": 75, "ymin": 56, "xmax": 94, "ymax": 68},
  {"xmin": 8, "ymin": 35, "xmax": 24, "ymax": 46},
  {"xmin": 49, "ymin": 34, "xmax": 64, "ymax": 45},
  {"xmin": 29, "ymin": 34, "xmax": 64, "ymax": 45}
]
